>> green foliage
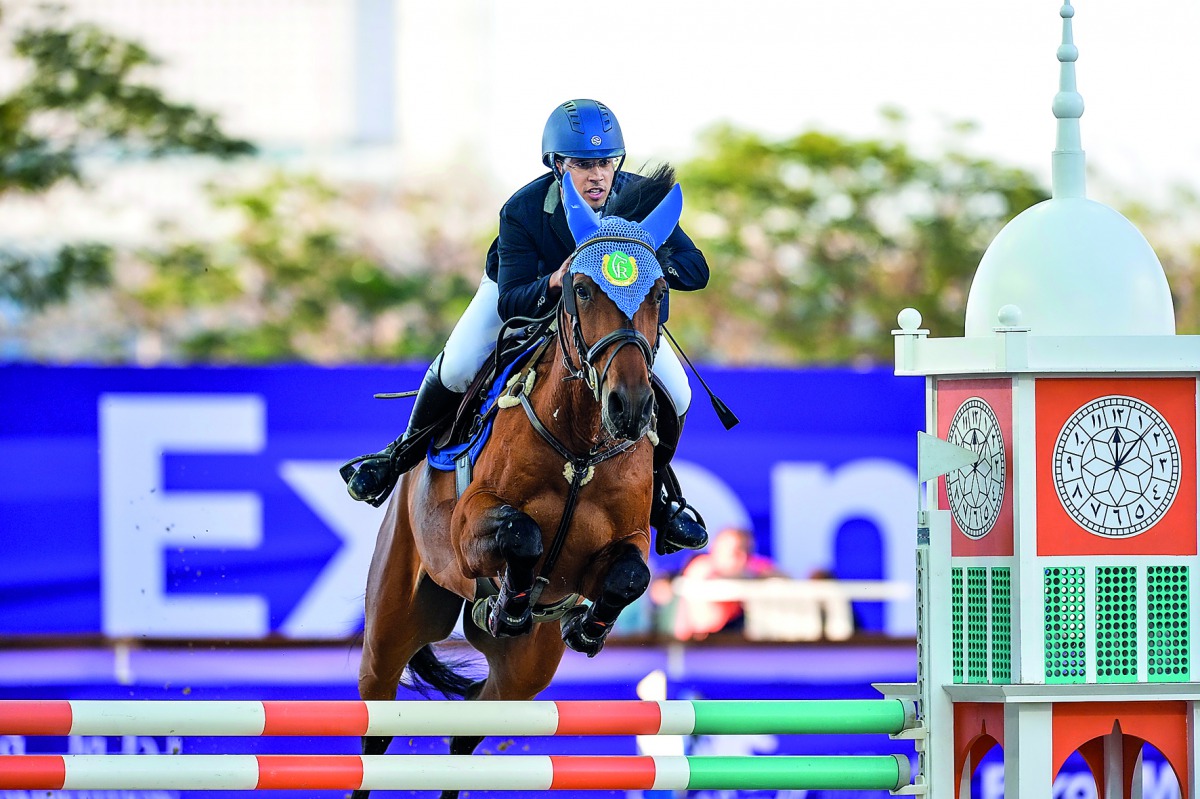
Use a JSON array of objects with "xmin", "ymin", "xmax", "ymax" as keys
[
  {"xmin": 1117, "ymin": 183, "xmax": 1200, "ymax": 336},
  {"xmin": 0, "ymin": 6, "xmax": 253, "ymax": 196},
  {"xmin": 63, "ymin": 173, "xmax": 478, "ymax": 364},
  {"xmin": 0, "ymin": 241, "xmax": 112, "ymax": 308},
  {"xmin": 673, "ymin": 120, "xmax": 1050, "ymax": 364},
  {"xmin": 0, "ymin": 3, "xmax": 253, "ymax": 318}
]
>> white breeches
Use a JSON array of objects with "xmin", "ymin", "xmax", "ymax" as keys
[
  {"xmin": 439, "ymin": 275, "xmax": 692, "ymax": 415},
  {"xmin": 651, "ymin": 337, "xmax": 691, "ymax": 415},
  {"xmin": 440, "ymin": 276, "xmax": 505, "ymax": 392}
]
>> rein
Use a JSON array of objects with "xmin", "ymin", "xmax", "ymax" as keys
[
  {"xmin": 508, "ymin": 295, "xmax": 657, "ymax": 607},
  {"xmin": 497, "ymin": 285, "xmax": 655, "ymax": 610},
  {"xmin": 475, "ymin": 236, "xmax": 662, "ymax": 621}
]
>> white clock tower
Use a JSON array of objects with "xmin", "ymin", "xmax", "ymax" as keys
[{"xmin": 892, "ymin": 3, "xmax": 1200, "ymax": 796}]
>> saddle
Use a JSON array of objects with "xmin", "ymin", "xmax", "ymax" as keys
[{"xmin": 426, "ymin": 321, "xmax": 556, "ymax": 486}]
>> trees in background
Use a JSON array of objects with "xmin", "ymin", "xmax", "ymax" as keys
[
  {"xmin": 0, "ymin": 3, "xmax": 253, "ymax": 312},
  {"xmin": 1, "ymin": 5, "xmax": 483, "ymax": 363},
  {"xmin": 670, "ymin": 117, "xmax": 1049, "ymax": 364},
  {"xmin": 22, "ymin": 174, "xmax": 486, "ymax": 363},
  {"xmin": 4, "ymin": 6, "xmax": 1195, "ymax": 366},
  {"xmin": 1118, "ymin": 184, "xmax": 1200, "ymax": 336}
]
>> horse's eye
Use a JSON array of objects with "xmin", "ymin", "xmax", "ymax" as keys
[
  {"xmin": 652, "ymin": 288, "xmax": 666, "ymax": 305},
  {"xmin": 574, "ymin": 285, "xmax": 591, "ymax": 302}
]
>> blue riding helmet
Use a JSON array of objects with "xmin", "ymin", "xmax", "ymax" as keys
[{"xmin": 541, "ymin": 99, "xmax": 626, "ymax": 168}]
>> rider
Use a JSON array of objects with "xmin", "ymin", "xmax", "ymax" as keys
[{"xmin": 344, "ymin": 98, "xmax": 710, "ymax": 555}]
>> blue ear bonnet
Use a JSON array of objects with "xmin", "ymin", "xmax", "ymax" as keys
[
  {"xmin": 560, "ymin": 173, "xmax": 682, "ymax": 320},
  {"xmin": 569, "ymin": 219, "xmax": 664, "ymax": 319}
]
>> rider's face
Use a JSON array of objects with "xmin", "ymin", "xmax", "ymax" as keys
[{"xmin": 558, "ymin": 156, "xmax": 618, "ymax": 210}]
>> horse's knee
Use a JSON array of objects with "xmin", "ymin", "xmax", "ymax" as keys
[
  {"xmin": 495, "ymin": 505, "xmax": 543, "ymax": 564},
  {"xmin": 601, "ymin": 551, "xmax": 651, "ymax": 605}
]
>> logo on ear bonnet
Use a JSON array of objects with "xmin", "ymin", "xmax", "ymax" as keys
[{"xmin": 601, "ymin": 251, "xmax": 638, "ymax": 287}]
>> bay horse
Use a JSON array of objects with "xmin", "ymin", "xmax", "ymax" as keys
[{"xmin": 354, "ymin": 168, "xmax": 683, "ymax": 798}]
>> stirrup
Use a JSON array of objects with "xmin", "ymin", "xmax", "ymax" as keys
[
  {"xmin": 340, "ymin": 450, "xmax": 400, "ymax": 507},
  {"xmin": 340, "ymin": 425, "xmax": 439, "ymax": 507},
  {"xmin": 340, "ymin": 437, "xmax": 405, "ymax": 507},
  {"xmin": 653, "ymin": 498, "xmax": 708, "ymax": 556}
]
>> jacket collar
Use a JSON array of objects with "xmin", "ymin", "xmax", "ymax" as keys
[
  {"xmin": 544, "ymin": 173, "xmax": 625, "ymax": 251},
  {"xmin": 545, "ymin": 178, "xmax": 575, "ymax": 251}
]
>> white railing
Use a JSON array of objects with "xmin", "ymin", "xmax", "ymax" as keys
[{"xmin": 668, "ymin": 577, "xmax": 913, "ymax": 641}]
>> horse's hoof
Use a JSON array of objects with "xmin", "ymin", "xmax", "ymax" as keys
[
  {"xmin": 487, "ymin": 599, "xmax": 532, "ymax": 638},
  {"xmin": 560, "ymin": 605, "xmax": 608, "ymax": 657}
]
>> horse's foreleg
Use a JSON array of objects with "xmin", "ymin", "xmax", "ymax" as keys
[
  {"xmin": 562, "ymin": 542, "xmax": 650, "ymax": 657},
  {"xmin": 486, "ymin": 504, "xmax": 544, "ymax": 638}
]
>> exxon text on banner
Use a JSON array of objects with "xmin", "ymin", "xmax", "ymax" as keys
[{"xmin": 0, "ymin": 365, "xmax": 922, "ymax": 639}]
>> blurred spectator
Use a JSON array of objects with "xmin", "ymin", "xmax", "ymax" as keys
[{"xmin": 668, "ymin": 527, "xmax": 786, "ymax": 640}]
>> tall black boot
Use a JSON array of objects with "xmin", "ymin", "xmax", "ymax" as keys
[
  {"xmin": 341, "ymin": 355, "xmax": 464, "ymax": 507},
  {"xmin": 650, "ymin": 410, "xmax": 709, "ymax": 556}
]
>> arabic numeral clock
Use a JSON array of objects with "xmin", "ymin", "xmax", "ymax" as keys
[
  {"xmin": 1053, "ymin": 395, "xmax": 1181, "ymax": 537},
  {"xmin": 945, "ymin": 397, "xmax": 1007, "ymax": 538}
]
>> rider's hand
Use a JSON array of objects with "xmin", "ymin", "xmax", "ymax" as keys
[{"xmin": 548, "ymin": 259, "xmax": 570, "ymax": 293}]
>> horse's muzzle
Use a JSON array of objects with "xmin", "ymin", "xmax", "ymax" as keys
[{"xmin": 602, "ymin": 383, "xmax": 655, "ymax": 441}]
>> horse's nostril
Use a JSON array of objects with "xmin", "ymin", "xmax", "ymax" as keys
[
  {"xmin": 607, "ymin": 391, "xmax": 627, "ymax": 422},
  {"xmin": 637, "ymin": 392, "xmax": 654, "ymax": 426}
]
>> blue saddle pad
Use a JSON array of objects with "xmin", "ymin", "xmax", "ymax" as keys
[{"xmin": 426, "ymin": 343, "xmax": 539, "ymax": 472}]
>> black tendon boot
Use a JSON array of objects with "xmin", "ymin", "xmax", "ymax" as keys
[
  {"xmin": 650, "ymin": 411, "xmax": 709, "ymax": 556},
  {"xmin": 341, "ymin": 355, "xmax": 464, "ymax": 507}
]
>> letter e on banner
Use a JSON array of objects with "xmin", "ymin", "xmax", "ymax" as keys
[{"xmin": 99, "ymin": 394, "xmax": 268, "ymax": 638}]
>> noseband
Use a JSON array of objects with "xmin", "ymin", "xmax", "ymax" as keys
[{"xmin": 558, "ymin": 235, "xmax": 658, "ymax": 397}]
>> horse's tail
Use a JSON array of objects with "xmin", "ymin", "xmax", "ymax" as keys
[{"xmin": 405, "ymin": 645, "xmax": 477, "ymax": 699}]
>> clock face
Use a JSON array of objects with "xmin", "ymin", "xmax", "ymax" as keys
[
  {"xmin": 1053, "ymin": 395, "xmax": 1181, "ymax": 537},
  {"xmin": 946, "ymin": 397, "xmax": 1006, "ymax": 538}
]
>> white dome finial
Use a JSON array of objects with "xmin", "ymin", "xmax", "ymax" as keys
[
  {"xmin": 1052, "ymin": 1, "xmax": 1087, "ymax": 198},
  {"xmin": 963, "ymin": 0, "xmax": 1176, "ymax": 339}
]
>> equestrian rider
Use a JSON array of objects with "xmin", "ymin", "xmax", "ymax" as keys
[{"xmin": 344, "ymin": 98, "xmax": 710, "ymax": 556}]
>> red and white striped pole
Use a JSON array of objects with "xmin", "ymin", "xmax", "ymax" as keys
[
  {"xmin": 0, "ymin": 698, "xmax": 914, "ymax": 737},
  {"xmin": 1, "ymin": 753, "xmax": 912, "ymax": 792}
]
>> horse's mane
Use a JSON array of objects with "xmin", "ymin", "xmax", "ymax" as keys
[{"xmin": 607, "ymin": 164, "xmax": 678, "ymax": 260}]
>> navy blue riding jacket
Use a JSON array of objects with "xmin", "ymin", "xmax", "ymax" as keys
[{"xmin": 484, "ymin": 171, "xmax": 709, "ymax": 323}]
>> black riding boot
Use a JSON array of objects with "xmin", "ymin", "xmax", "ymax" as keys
[
  {"xmin": 650, "ymin": 411, "xmax": 709, "ymax": 556},
  {"xmin": 341, "ymin": 355, "xmax": 464, "ymax": 507}
]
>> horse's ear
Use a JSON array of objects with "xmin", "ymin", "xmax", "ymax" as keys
[
  {"xmin": 561, "ymin": 174, "xmax": 601, "ymax": 244},
  {"xmin": 639, "ymin": 182, "xmax": 683, "ymax": 249}
]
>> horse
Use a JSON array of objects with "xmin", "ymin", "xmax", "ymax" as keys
[{"xmin": 353, "ymin": 167, "xmax": 684, "ymax": 799}]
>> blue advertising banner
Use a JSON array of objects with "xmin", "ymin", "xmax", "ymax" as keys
[{"xmin": 0, "ymin": 364, "xmax": 923, "ymax": 639}]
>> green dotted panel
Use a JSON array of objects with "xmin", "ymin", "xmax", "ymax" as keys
[
  {"xmin": 952, "ymin": 568, "xmax": 963, "ymax": 684},
  {"xmin": 1045, "ymin": 567, "xmax": 1087, "ymax": 684},
  {"xmin": 1147, "ymin": 566, "xmax": 1190, "ymax": 682},
  {"xmin": 1095, "ymin": 566, "xmax": 1137, "ymax": 683},
  {"xmin": 990, "ymin": 568, "xmax": 1011, "ymax": 683},
  {"xmin": 967, "ymin": 568, "xmax": 988, "ymax": 683}
]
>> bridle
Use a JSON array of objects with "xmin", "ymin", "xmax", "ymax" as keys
[
  {"xmin": 488, "ymin": 239, "xmax": 662, "ymax": 615},
  {"xmin": 557, "ymin": 235, "xmax": 659, "ymax": 399}
]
